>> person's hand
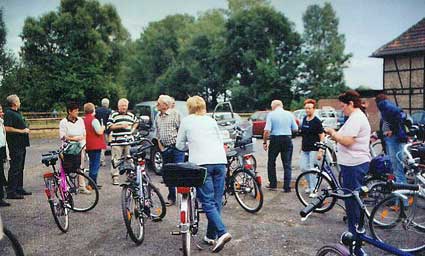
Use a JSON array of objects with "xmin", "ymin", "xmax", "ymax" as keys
[
  {"xmin": 23, "ymin": 128, "xmax": 30, "ymax": 134},
  {"xmin": 324, "ymin": 128, "xmax": 335, "ymax": 135},
  {"xmin": 384, "ymin": 131, "xmax": 392, "ymax": 137},
  {"xmin": 263, "ymin": 143, "xmax": 268, "ymax": 151}
]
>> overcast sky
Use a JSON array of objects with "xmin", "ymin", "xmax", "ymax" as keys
[{"xmin": 1, "ymin": 0, "xmax": 425, "ymax": 90}]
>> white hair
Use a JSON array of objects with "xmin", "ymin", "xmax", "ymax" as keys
[
  {"xmin": 6, "ymin": 94, "xmax": 19, "ymax": 107},
  {"xmin": 101, "ymin": 98, "xmax": 109, "ymax": 107},
  {"xmin": 118, "ymin": 98, "xmax": 129, "ymax": 105},
  {"xmin": 271, "ymin": 100, "xmax": 283, "ymax": 108},
  {"xmin": 158, "ymin": 95, "xmax": 173, "ymax": 107}
]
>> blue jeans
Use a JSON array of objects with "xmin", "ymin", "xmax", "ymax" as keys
[
  {"xmin": 161, "ymin": 147, "xmax": 185, "ymax": 202},
  {"xmin": 384, "ymin": 136, "xmax": 406, "ymax": 183},
  {"xmin": 87, "ymin": 150, "xmax": 101, "ymax": 184},
  {"xmin": 197, "ymin": 164, "xmax": 227, "ymax": 239},
  {"xmin": 300, "ymin": 151, "xmax": 318, "ymax": 191},
  {"xmin": 341, "ymin": 162, "xmax": 369, "ymax": 234}
]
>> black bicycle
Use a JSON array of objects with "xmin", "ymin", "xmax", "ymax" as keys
[
  {"xmin": 0, "ymin": 225, "xmax": 24, "ymax": 256},
  {"xmin": 114, "ymin": 138, "xmax": 166, "ymax": 245}
]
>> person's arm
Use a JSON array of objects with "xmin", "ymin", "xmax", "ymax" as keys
[
  {"xmin": 92, "ymin": 119, "xmax": 105, "ymax": 135},
  {"xmin": 263, "ymin": 114, "xmax": 272, "ymax": 151},
  {"xmin": 4, "ymin": 126, "xmax": 29, "ymax": 134},
  {"xmin": 291, "ymin": 114, "xmax": 299, "ymax": 132},
  {"xmin": 175, "ymin": 120, "xmax": 188, "ymax": 151},
  {"xmin": 325, "ymin": 128, "xmax": 356, "ymax": 147}
]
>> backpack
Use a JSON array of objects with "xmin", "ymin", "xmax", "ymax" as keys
[{"xmin": 368, "ymin": 155, "xmax": 392, "ymax": 178}]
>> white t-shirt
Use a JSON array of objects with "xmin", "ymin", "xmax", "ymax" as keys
[
  {"xmin": 59, "ymin": 117, "xmax": 86, "ymax": 146},
  {"xmin": 176, "ymin": 114, "xmax": 227, "ymax": 165},
  {"xmin": 336, "ymin": 109, "xmax": 371, "ymax": 166}
]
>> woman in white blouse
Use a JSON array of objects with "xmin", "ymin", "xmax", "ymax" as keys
[
  {"xmin": 59, "ymin": 102, "xmax": 89, "ymax": 194},
  {"xmin": 176, "ymin": 96, "xmax": 231, "ymax": 253}
]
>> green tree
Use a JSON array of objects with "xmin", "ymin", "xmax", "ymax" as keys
[
  {"xmin": 296, "ymin": 3, "xmax": 351, "ymax": 100},
  {"xmin": 121, "ymin": 14, "xmax": 194, "ymax": 104},
  {"xmin": 223, "ymin": 5, "xmax": 301, "ymax": 111},
  {"xmin": 20, "ymin": 0, "xmax": 129, "ymax": 110},
  {"xmin": 0, "ymin": 8, "xmax": 20, "ymax": 105}
]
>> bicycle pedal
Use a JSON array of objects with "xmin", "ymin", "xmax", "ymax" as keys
[{"xmin": 171, "ymin": 231, "xmax": 181, "ymax": 235}]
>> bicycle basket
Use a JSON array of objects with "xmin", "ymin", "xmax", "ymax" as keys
[
  {"xmin": 118, "ymin": 159, "xmax": 135, "ymax": 175},
  {"xmin": 162, "ymin": 163, "xmax": 207, "ymax": 187},
  {"xmin": 368, "ymin": 155, "xmax": 392, "ymax": 178}
]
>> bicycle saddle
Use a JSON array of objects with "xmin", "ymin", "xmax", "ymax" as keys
[{"xmin": 42, "ymin": 153, "xmax": 58, "ymax": 167}]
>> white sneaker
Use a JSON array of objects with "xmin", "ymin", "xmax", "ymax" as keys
[
  {"xmin": 112, "ymin": 176, "xmax": 119, "ymax": 185},
  {"xmin": 203, "ymin": 236, "xmax": 215, "ymax": 245},
  {"xmin": 309, "ymin": 192, "xmax": 318, "ymax": 198},
  {"xmin": 212, "ymin": 233, "xmax": 232, "ymax": 253}
]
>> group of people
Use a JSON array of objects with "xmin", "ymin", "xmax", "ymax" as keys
[
  {"xmin": 263, "ymin": 90, "xmax": 407, "ymax": 255},
  {"xmin": 58, "ymin": 94, "xmax": 232, "ymax": 253}
]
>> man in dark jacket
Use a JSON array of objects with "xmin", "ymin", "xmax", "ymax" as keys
[
  {"xmin": 4, "ymin": 94, "xmax": 31, "ymax": 199},
  {"xmin": 375, "ymin": 93, "xmax": 407, "ymax": 184},
  {"xmin": 95, "ymin": 98, "xmax": 111, "ymax": 166}
]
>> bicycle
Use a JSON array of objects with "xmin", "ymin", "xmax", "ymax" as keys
[
  {"xmin": 301, "ymin": 185, "xmax": 417, "ymax": 256},
  {"xmin": 41, "ymin": 142, "xmax": 99, "ymax": 232},
  {"xmin": 114, "ymin": 138, "xmax": 166, "ymax": 245},
  {"xmin": 162, "ymin": 162, "xmax": 207, "ymax": 256},
  {"xmin": 0, "ymin": 215, "xmax": 24, "ymax": 256},
  {"xmin": 296, "ymin": 141, "xmax": 387, "ymax": 217},
  {"xmin": 222, "ymin": 128, "xmax": 263, "ymax": 213},
  {"xmin": 368, "ymin": 142, "xmax": 425, "ymax": 253}
]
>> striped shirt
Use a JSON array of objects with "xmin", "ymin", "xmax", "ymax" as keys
[
  {"xmin": 155, "ymin": 109, "xmax": 180, "ymax": 147},
  {"xmin": 107, "ymin": 111, "xmax": 137, "ymax": 146}
]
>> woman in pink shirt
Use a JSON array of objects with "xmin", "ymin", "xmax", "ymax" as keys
[{"xmin": 324, "ymin": 90, "xmax": 371, "ymax": 241}]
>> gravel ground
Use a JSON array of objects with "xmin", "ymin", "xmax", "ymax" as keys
[{"xmin": 0, "ymin": 137, "xmax": 415, "ymax": 256}]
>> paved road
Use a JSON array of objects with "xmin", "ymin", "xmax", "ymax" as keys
[{"xmin": 1, "ymin": 138, "xmax": 378, "ymax": 256}]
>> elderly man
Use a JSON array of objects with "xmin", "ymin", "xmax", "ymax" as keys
[
  {"xmin": 156, "ymin": 95, "xmax": 184, "ymax": 206},
  {"xmin": 263, "ymin": 100, "xmax": 298, "ymax": 192},
  {"xmin": 95, "ymin": 98, "xmax": 112, "ymax": 166},
  {"xmin": 4, "ymin": 95, "xmax": 31, "ymax": 199},
  {"xmin": 107, "ymin": 98, "xmax": 138, "ymax": 185}
]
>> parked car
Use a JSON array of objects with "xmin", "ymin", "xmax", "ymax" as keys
[
  {"xmin": 249, "ymin": 110, "xmax": 269, "ymax": 137},
  {"xmin": 317, "ymin": 108, "xmax": 338, "ymax": 130}
]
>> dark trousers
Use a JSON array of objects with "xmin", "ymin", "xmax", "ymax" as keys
[
  {"xmin": 161, "ymin": 147, "xmax": 185, "ymax": 202},
  {"xmin": 87, "ymin": 150, "xmax": 101, "ymax": 184},
  {"xmin": 341, "ymin": 162, "xmax": 369, "ymax": 234},
  {"xmin": 267, "ymin": 135, "xmax": 293, "ymax": 190},
  {"xmin": 0, "ymin": 147, "xmax": 7, "ymax": 199},
  {"xmin": 7, "ymin": 148, "xmax": 26, "ymax": 194}
]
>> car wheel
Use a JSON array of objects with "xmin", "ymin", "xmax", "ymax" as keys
[{"xmin": 149, "ymin": 146, "xmax": 163, "ymax": 175}]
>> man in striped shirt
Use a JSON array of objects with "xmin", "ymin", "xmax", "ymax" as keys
[{"xmin": 107, "ymin": 98, "xmax": 138, "ymax": 185}]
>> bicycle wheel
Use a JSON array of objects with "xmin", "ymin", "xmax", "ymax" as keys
[
  {"xmin": 369, "ymin": 194, "xmax": 425, "ymax": 253},
  {"xmin": 146, "ymin": 182, "xmax": 166, "ymax": 220},
  {"xmin": 121, "ymin": 186, "xmax": 145, "ymax": 245},
  {"xmin": 181, "ymin": 194, "xmax": 191, "ymax": 256},
  {"xmin": 362, "ymin": 178, "xmax": 389, "ymax": 220},
  {"xmin": 48, "ymin": 179, "xmax": 69, "ymax": 233},
  {"xmin": 66, "ymin": 169, "xmax": 99, "ymax": 212},
  {"xmin": 295, "ymin": 170, "xmax": 336, "ymax": 213},
  {"xmin": 0, "ymin": 228, "xmax": 25, "ymax": 256},
  {"xmin": 316, "ymin": 244, "xmax": 350, "ymax": 256},
  {"xmin": 232, "ymin": 168, "xmax": 263, "ymax": 213}
]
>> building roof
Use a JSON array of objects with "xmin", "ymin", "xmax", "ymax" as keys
[{"xmin": 371, "ymin": 17, "xmax": 425, "ymax": 58}]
